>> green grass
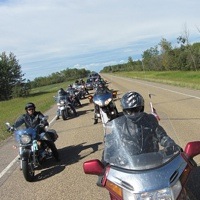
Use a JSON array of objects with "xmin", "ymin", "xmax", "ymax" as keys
[
  {"xmin": 112, "ymin": 71, "xmax": 200, "ymax": 90},
  {"xmin": 0, "ymin": 81, "xmax": 72, "ymax": 142}
]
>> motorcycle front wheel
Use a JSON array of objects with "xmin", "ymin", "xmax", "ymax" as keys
[
  {"xmin": 61, "ymin": 110, "xmax": 68, "ymax": 120},
  {"xmin": 22, "ymin": 160, "xmax": 35, "ymax": 182}
]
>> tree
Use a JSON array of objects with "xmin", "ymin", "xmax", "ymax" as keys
[
  {"xmin": 177, "ymin": 25, "xmax": 198, "ymax": 71},
  {"xmin": 142, "ymin": 46, "xmax": 161, "ymax": 70},
  {"xmin": 159, "ymin": 38, "xmax": 175, "ymax": 70},
  {"xmin": 0, "ymin": 52, "xmax": 25, "ymax": 100}
]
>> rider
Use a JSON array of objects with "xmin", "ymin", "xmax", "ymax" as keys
[
  {"xmin": 93, "ymin": 81, "xmax": 111, "ymax": 124},
  {"xmin": 56, "ymin": 88, "xmax": 78, "ymax": 120},
  {"xmin": 79, "ymin": 79, "xmax": 89, "ymax": 95},
  {"xmin": 97, "ymin": 91, "xmax": 179, "ymax": 186},
  {"xmin": 13, "ymin": 102, "xmax": 60, "ymax": 162},
  {"xmin": 110, "ymin": 91, "xmax": 179, "ymax": 154},
  {"xmin": 66, "ymin": 85, "xmax": 82, "ymax": 107}
]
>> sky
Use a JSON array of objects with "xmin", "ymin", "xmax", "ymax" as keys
[{"xmin": 0, "ymin": 0, "xmax": 200, "ymax": 80}]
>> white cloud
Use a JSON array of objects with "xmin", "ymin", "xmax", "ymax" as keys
[{"xmin": 0, "ymin": 0, "xmax": 200, "ymax": 80}]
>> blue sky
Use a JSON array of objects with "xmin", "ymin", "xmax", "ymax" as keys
[{"xmin": 0, "ymin": 0, "xmax": 200, "ymax": 80}]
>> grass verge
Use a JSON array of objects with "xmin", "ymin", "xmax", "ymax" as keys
[
  {"xmin": 112, "ymin": 71, "xmax": 200, "ymax": 90},
  {"xmin": 0, "ymin": 82, "xmax": 71, "ymax": 143}
]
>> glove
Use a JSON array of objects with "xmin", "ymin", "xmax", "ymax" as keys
[
  {"xmin": 8, "ymin": 126, "xmax": 15, "ymax": 132},
  {"xmin": 165, "ymin": 145, "xmax": 180, "ymax": 156}
]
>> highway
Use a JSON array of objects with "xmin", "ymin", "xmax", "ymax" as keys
[{"xmin": 0, "ymin": 74, "xmax": 200, "ymax": 200}]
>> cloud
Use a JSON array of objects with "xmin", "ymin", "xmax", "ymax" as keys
[{"xmin": 0, "ymin": 0, "xmax": 200, "ymax": 80}]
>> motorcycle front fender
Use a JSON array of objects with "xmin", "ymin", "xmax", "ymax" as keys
[{"xmin": 20, "ymin": 149, "xmax": 31, "ymax": 161}]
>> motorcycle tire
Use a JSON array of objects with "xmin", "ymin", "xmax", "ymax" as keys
[
  {"xmin": 61, "ymin": 110, "xmax": 68, "ymax": 120},
  {"xmin": 67, "ymin": 107, "xmax": 75, "ymax": 118},
  {"xmin": 22, "ymin": 160, "xmax": 35, "ymax": 182}
]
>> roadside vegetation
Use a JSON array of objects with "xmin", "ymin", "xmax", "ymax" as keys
[
  {"xmin": 0, "ymin": 81, "xmax": 72, "ymax": 142},
  {"xmin": 109, "ymin": 71, "xmax": 200, "ymax": 90}
]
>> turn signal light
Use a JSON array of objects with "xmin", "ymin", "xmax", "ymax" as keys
[{"xmin": 106, "ymin": 180, "xmax": 123, "ymax": 198}]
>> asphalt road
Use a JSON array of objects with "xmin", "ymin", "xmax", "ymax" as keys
[{"xmin": 0, "ymin": 74, "xmax": 200, "ymax": 200}]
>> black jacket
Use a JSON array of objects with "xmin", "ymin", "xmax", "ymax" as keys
[
  {"xmin": 13, "ymin": 111, "xmax": 48, "ymax": 129},
  {"xmin": 105, "ymin": 113, "xmax": 176, "ymax": 155}
]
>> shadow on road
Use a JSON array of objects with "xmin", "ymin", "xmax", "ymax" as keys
[
  {"xmin": 34, "ymin": 142, "xmax": 102, "ymax": 182},
  {"xmin": 59, "ymin": 142, "xmax": 103, "ymax": 165},
  {"xmin": 186, "ymin": 166, "xmax": 200, "ymax": 199}
]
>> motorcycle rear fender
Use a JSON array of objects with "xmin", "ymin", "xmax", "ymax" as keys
[
  {"xmin": 184, "ymin": 141, "xmax": 200, "ymax": 159},
  {"xmin": 20, "ymin": 149, "xmax": 31, "ymax": 161},
  {"xmin": 83, "ymin": 159, "xmax": 105, "ymax": 175}
]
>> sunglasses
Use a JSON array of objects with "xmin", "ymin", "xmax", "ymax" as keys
[{"xmin": 27, "ymin": 108, "xmax": 34, "ymax": 111}]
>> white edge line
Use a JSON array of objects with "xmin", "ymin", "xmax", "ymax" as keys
[{"xmin": 0, "ymin": 156, "xmax": 19, "ymax": 178}]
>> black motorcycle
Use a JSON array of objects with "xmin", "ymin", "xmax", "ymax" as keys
[{"xmin": 6, "ymin": 116, "xmax": 58, "ymax": 182}]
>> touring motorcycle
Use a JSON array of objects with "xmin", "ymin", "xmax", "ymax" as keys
[
  {"xmin": 83, "ymin": 112, "xmax": 200, "ymax": 200},
  {"xmin": 55, "ymin": 95, "xmax": 75, "ymax": 120},
  {"xmin": 6, "ymin": 116, "xmax": 58, "ymax": 182},
  {"xmin": 93, "ymin": 87, "xmax": 119, "ymax": 125}
]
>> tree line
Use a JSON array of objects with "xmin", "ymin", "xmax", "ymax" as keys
[
  {"xmin": 0, "ymin": 51, "xmax": 90, "ymax": 101},
  {"xmin": 101, "ymin": 37, "xmax": 200, "ymax": 73},
  {"xmin": 1, "ymin": 33, "xmax": 199, "ymax": 101}
]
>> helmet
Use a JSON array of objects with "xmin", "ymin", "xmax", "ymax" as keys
[
  {"xmin": 120, "ymin": 91, "xmax": 144, "ymax": 116},
  {"xmin": 58, "ymin": 88, "xmax": 65, "ymax": 95},
  {"xmin": 25, "ymin": 102, "xmax": 36, "ymax": 110}
]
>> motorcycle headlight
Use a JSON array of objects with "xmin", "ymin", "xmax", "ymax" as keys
[
  {"xmin": 107, "ymin": 180, "xmax": 182, "ymax": 200},
  {"xmin": 105, "ymin": 98, "xmax": 112, "ymax": 106},
  {"xmin": 57, "ymin": 103, "xmax": 61, "ymax": 106},
  {"xmin": 94, "ymin": 100, "xmax": 103, "ymax": 107},
  {"xmin": 20, "ymin": 134, "xmax": 32, "ymax": 144}
]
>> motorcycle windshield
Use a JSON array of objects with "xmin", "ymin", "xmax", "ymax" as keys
[
  {"xmin": 103, "ymin": 115, "xmax": 181, "ymax": 170},
  {"xmin": 14, "ymin": 127, "xmax": 37, "ymax": 142},
  {"xmin": 93, "ymin": 91, "xmax": 112, "ymax": 102},
  {"xmin": 56, "ymin": 95, "xmax": 68, "ymax": 102}
]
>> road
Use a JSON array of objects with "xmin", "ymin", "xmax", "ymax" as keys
[{"xmin": 0, "ymin": 74, "xmax": 200, "ymax": 200}]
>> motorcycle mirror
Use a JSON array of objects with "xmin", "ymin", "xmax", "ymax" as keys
[
  {"xmin": 83, "ymin": 159, "xmax": 105, "ymax": 175},
  {"xmin": 184, "ymin": 141, "xmax": 200, "ymax": 159},
  {"xmin": 148, "ymin": 93, "xmax": 155, "ymax": 99},
  {"xmin": 5, "ymin": 122, "xmax": 11, "ymax": 127},
  {"xmin": 42, "ymin": 116, "xmax": 49, "ymax": 121}
]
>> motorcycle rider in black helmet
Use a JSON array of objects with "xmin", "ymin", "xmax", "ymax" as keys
[
  {"xmin": 114, "ymin": 91, "xmax": 178, "ymax": 154},
  {"xmin": 97, "ymin": 91, "xmax": 180, "ymax": 186},
  {"xmin": 13, "ymin": 102, "xmax": 60, "ymax": 162},
  {"xmin": 56, "ymin": 88, "xmax": 78, "ymax": 120}
]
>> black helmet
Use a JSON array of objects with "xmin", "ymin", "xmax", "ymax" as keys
[
  {"xmin": 58, "ymin": 88, "xmax": 65, "ymax": 95},
  {"xmin": 121, "ymin": 91, "xmax": 144, "ymax": 115},
  {"xmin": 25, "ymin": 102, "xmax": 36, "ymax": 110}
]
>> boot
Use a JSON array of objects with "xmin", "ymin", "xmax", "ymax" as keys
[
  {"xmin": 94, "ymin": 118, "xmax": 98, "ymax": 124},
  {"xmin": 56, "ymin": 115, "xmax": 59, "ymax": 120}
]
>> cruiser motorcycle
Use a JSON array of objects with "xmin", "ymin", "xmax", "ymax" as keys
[
  {"xmin": 6, "ymin": 116, "xmax": 58, "ymax": 182},
  {"xmin": 83, "ymin": 113, "xmax": 200, "ymax": 200},
  {"xmin": 55, "ymin": 95, "xmax": 75, "ymax": 120}
]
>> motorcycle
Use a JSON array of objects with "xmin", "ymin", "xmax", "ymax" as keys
[
  {"xmin": 83, "ymin": 112, "xmax": 200, "ymax": 200},
  {"xmin": 6, "ymin": 116, "xmax": 58, "ymax": 182},
  {"xmin": 93, "ymin": 87, "xmax": 119, "ymax": 125},
  {"xmin": 72, "ymin": 83, "xmax": 87, "ymax": 99},
  {"xmin": 55, "ymin": 95, "xmax": 76, "ymax": 120}
]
